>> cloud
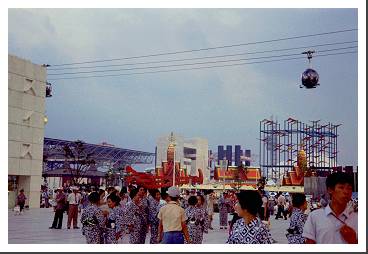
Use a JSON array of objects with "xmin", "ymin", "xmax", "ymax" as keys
[{"xmin": 9, "ymin": 9, "xmax": 358, "ymax": 166}]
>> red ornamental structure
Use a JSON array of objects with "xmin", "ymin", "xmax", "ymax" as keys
[{"xmin": 123, "ymin": 142, "xmax": 203, "ymax": 189}]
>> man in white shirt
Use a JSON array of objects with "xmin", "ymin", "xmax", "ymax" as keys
[
  {"xmin": 303, "ymin": 172, "xmax": 357, "ymax": 244},
  {"xmin": 276, "ymin": 193, "xmax": 287, "ymax": 220},
  {"xmin": 158, "ymin": 186, "xmax": 190, "ymax": 244},
  {"xmin": 67, "ymin": 187, "xmax": 82, "ymax": 229}
]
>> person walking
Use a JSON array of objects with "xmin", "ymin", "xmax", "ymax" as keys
[
  {"xmin": 67, "ymin": 187, "xmax": 82, "ymax": 229},
  {"xmin": 286, "ymin": 193, "xmax": 308, "ymax": 244},
  {"xmin": 124, "ymin": 188, "xmax": 145, "ymax": 244},
  {"xmin": 80, "ymin": 188, "xmax": 90, "ymax": 210},
  {"xmin": 275, "ymin": 192, "xmax": 287, "ymax": 220},
  {"xmin": 227, "ymin": 190, "xmax": 272, "ymax": 244},
  {"xmin": 41, "ymin": 189, "xmax": 50, "ymax": 208},
  {"xmin": 81, "ymin": 191, "xmax": 106, "ymax": 244},
  {"xmin": 218, "ymin": 193, "xmax": 230, "ymax": 230},
  {"xmin": 185, "ymin": 196, "xmax": 207, "ymax": 244},
  {"xmin": 158, "ymin": 186, "xmax": 191, "ymax": 244},
  {"xmin": 196, "ymin": 194, "xmax": 210, "ymax": 234},
  {"xmin": 206, "ymin": 191, "xmax": 215, "ymax": 230},
  {"xmin": 105, "ymin": 193, "xmax": 124, "ymax": 244},
  {"xmin": 303, "ymin": 172, "xmax": 357, "ymax": 244},
  {"xmin": 260, "ymin": 193, "xmax": 269, "ymax": 222},
  {"xmin": 49, "ymin": 188, "xmax": 66, "ymax": 229},
  {"xmin": 137, "ymin": 186, "xmax": 149, "ymax": 244},
  {"xmin": 16, "ymin": 189, "xmax": 27, "ymax": 213},
  {"xmin": 148, "ymin": 189, "xmax": 161, "ymax": 244}
]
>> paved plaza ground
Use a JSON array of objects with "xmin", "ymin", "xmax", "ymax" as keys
[{"xmin": 9, "ymin": 208, "xmax": 289, "ymax": 244}]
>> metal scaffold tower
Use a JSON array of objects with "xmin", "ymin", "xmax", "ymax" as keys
[{"xmin": 259, "ymin": 118, "xmax": 339, "ymax": 182}]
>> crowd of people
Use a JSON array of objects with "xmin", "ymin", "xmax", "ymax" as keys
[{"xmin": 38, "ymin": 171, "xmax": 358, "ymax": 244}]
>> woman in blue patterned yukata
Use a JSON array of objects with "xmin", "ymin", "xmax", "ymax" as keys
[
  {"xmin": 148, "ymin": 189, "xmax": 161, "ymax": 244},
  {"xmin": 185, "ymin": 195, "xmax": 207, "ymax": 244},
  {"xmin": 137, "ymin": 186, "xmax": 150, "ymax": 244},
  {"xmin": 286, "ymin": 193, "xmax": 308, "ymax": 244},
  {"xmin": 81, "ymin": 192, "xmax": 106, "ymax": 244},
  {"xmin": 218, "ymin": 193, "xmax": 231, "ymax": 230},
  {"xmin": 124, "ymin": 188, "xmax": 145, "ymax": 244},
  {"xmin": 196, "ymin": 194, "xmax": 209, "ymax": 234},
  {"xmin": 105, "ymin": 193, "xmax": 124, "ymax": 244},
  {"xmin": 227, "ymin": 190, "xmax": 272, "ymax": 244}
]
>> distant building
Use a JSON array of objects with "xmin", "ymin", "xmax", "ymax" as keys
[
  {"xmin": 226, "ymin": 145, "xmax": 232, "ymax": 165},
  {"xmin": 235, "ymin": 145, "xmax": 242, "ymax": 167},
  {"xmin": 216, "ymin": 145, "xmax": 251, "ymax": 167},
  {"xmin": 156, "ymin": 133, "xmax": 209, "ymax": 183}
]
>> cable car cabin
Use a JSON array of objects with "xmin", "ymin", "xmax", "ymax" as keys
[{"xmin": 300, "ymin": 68, "xmax": 320, "ymax": 89}]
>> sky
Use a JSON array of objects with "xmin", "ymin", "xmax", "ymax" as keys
[{"xmin": 8, "ymin": 8, "xmax": 359, "ymax": 167}]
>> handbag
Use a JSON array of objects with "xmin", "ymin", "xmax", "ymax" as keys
[{"xmin": 14, "ymin": 205, "xmax": 20, "ymax": 213}]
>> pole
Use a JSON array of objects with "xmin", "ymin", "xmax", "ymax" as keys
[{"xmin": 173, "ymin": 142, "xmax": 176, "ymax": 186}]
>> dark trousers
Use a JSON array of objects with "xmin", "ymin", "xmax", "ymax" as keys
[
  {"xmin": 19, "ymin": 203, "xmax": 25, "ymax": 212},
  {"xmin": 260, "ymin": 207, "xmax": 269, "ymax": 221},
  {"xmin": 275, "ymin": 205, "xmax": 287, "ymax": 219},
  {"xmin": 51, "ymin": 209, "xmax": 64, "ymax": 229}
]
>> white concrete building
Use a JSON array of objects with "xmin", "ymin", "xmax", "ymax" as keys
[
  {"xmin": 8, "ymin": 55, "xmax": 47, "ymax": 208},
  {"xmin": 156, "ymin": 133, "xmax": 210, "ymax": 183}
]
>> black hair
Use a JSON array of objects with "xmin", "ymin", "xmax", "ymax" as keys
[
  {"xmin": 129, "ymin": 188, "xmax": 139, "ymax": 199},
  {"xmin": 120, "ymin": 186, "xmax": 127, "ymax": 194},
  {"xmin": 107, "ymin": 186, "xmax": 116, "ymax": 192},
  {"xmin": 326, "ymin": 172, "xmax": 354, "ymax": 189},
  {"xmin": 197, "ymin": 194, "xmax": 205, "ymax": 205},
  {"xmin": 98, "ymin": 189, "xmax": 105, "ymax": 196},
  {"xmin": 137, "ymin": 185, "xmax": 147, "ymax": 192},
  {"xmin": 188, "ymin": 196, "xmax": 198, "ymax": 206},
  {"xmin": 150, "ymin": 189, "xmax": 160, "ymax": 196},
  {"xmin": 107, "ymin": 193, "xmax": 121, "ymax": 205},
  {"xmin": 291, "ymin": 193, "xmax": 306, "ymax": 208},
  {"xmin": 88, "ymin": 191, "xmax": 100, "ymax": 204},
  {"xmin": 236, "ymin": 190, "xmax": 262, "ymax": 216},
  {"xmin": 161, "ymin": 192, "xmax": 168, "ymax": 200}
]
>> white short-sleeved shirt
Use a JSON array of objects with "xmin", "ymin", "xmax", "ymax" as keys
[
  {"xmin": 302, "ymin": 204, "xmax": 357, "ymax": 244},
  {"xmin": 67, "ymin": 192, "xmax": 81, "ymax": 205},
  {"xmin": 158, "ymin": 201, "xmax": 186, "ymax": 232}
]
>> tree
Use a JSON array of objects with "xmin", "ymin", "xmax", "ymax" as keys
[{"xmin": 63, "ymin": 140, "xmax": 95, "ymax": 185}]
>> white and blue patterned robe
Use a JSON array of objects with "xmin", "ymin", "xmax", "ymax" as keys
[
  {"xmin": 125, "ymin": 201, "xmax": 145, "ymax": 244},
  {"xmin": 81, "ymin": 204, "xmax": 106, "ymax": 244},
  {"xmin": 105, "ymin": 206, "xmax": 124, "ymax": 244},
  {"xmin": 227, "ymin": 218, "xmax": 272, "ymax": 244},
  {"xmin": 286, "ymin": 208, "xmax": 308, "ymax": 244},
  {"xmin": 218, "ymin": 197, "xmax": 230, "ymax": 227},
  {"xmin": 148, "ymin": 195, "xmax": 160, "ymax": 244},
  {"xmin": 185, "ymin": 206, "xmax": 207, "ymax": 244}
]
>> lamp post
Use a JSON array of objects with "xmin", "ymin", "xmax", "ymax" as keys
[
  {"xmin": 168, "ymin": 132, "xmax": 177, "ymax": 187},
  {"xmin": 220, "ymin": 159, "xmax": 228, "ymax": 191},
  {"xmin": 173, "ymin": 142, "xmax": 176, "ymax": 186}
]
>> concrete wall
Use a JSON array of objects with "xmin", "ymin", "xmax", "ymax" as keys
[{"xmin": 8, "ymin": 55, "xmax": 46, "ymax": 208}]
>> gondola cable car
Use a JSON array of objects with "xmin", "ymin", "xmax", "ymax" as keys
[{"xmin": 300, "ymin": 50, "xmax": 320, "ymax": 89}]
